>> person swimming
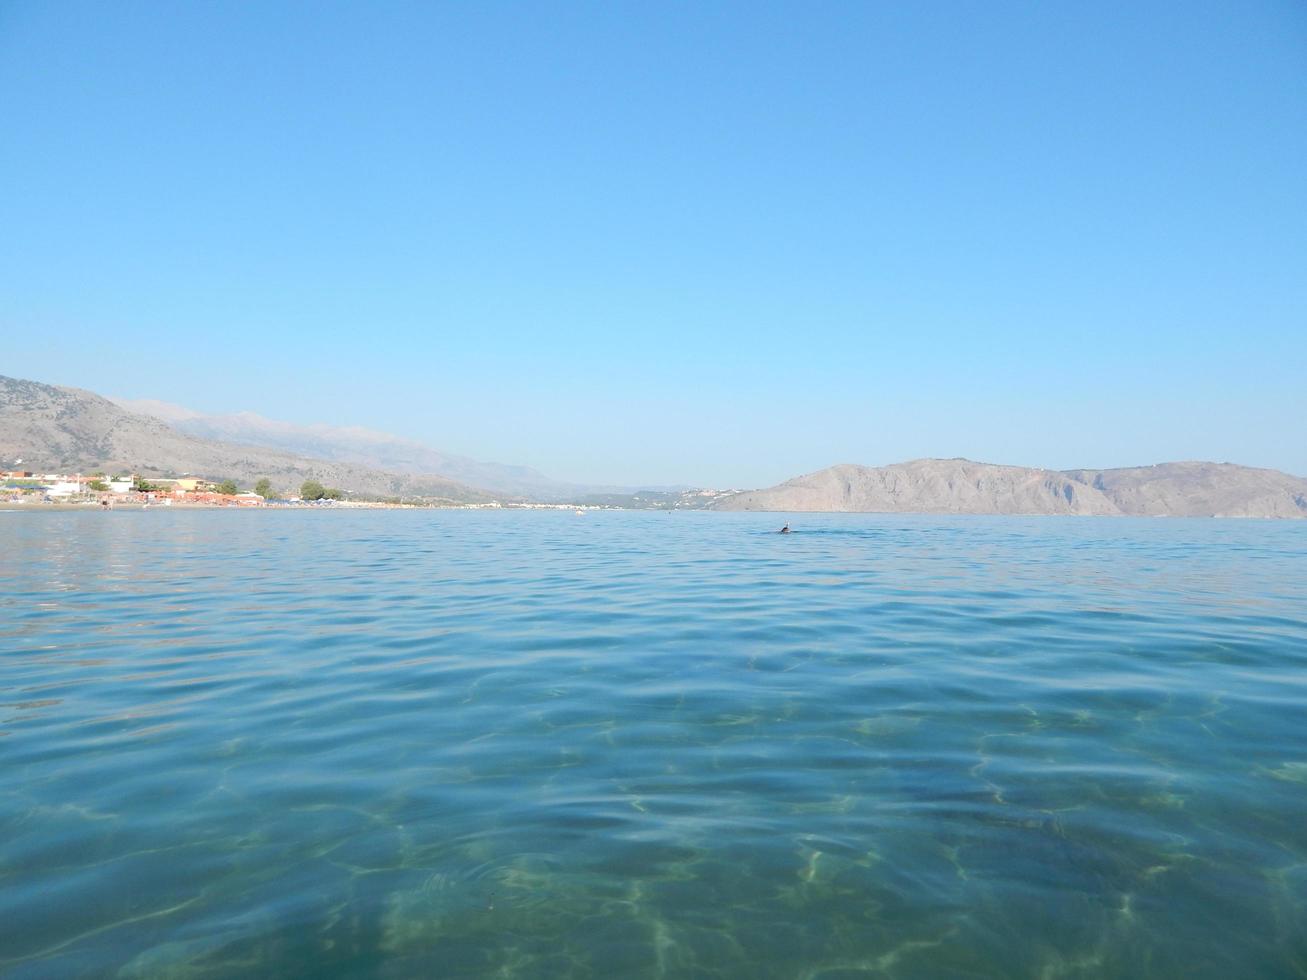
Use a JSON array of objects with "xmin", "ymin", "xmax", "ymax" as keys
[{"xmin": 780, "ymin": 524, "xmax": 790, "ymax": 533}]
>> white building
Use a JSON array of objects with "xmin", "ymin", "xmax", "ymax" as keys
[{"xmin": 46, "ymin": 479, "xmax": 85, "ymax": 497}]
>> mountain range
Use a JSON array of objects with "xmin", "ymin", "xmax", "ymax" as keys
[
  {"xmin": 109, "ymin": 397, "xmax": 601, "ymax": 501},
  {"xmin": 1, "ymin": 375, "xmax": 496, "ymax": 502},
  {"xmin": 712, "ymin": 458, "xmax": 1307, "ymax": 518},
  {"xmin": 4, "ymin": 374, "xmax": 1305, "ymax": 516}
]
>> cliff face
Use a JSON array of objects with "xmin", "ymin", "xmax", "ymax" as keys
[
  {"xmin": 0, "ymin": 375, "xmax": 498, "ymax": 502},
  {"xmin": 714, "ymin": 459, "xmax": 1307, "ymax": 518}
]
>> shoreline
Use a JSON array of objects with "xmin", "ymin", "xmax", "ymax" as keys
[{"xmin": 1, "ymin": 502, "xmax": 1300, "ymax": 519}]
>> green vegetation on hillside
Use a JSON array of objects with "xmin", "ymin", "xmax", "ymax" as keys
[{"xmin": 300, "ymin": 480, "xmax": 345, "ymax": 501}]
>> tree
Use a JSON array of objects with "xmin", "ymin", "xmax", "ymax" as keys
[
  {"xmin": 133, "ymin": 476, "xmax": 154, "ymax": 493},
  {"xmin": 300, "ymin": 480, "xmax": 326, "ymax": 501},
  {"xmin": 88, "ymin": 478, "xmax": 109, "ymax": 492},
  {"xmin": 216, "ymin": 479, "xmax": 238, "ymax": 495},
  {"xmin": 323, "ymin": 487, "xmax": 344, "ymax": 500},
  {"xmin": 254, "ymin": 478, "xmax": 273, "ymax": 499}
]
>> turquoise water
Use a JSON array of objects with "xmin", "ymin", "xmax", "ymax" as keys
[{"xmin": 2, "ymin": 511, "xmax": 1306, "ymax": 978}]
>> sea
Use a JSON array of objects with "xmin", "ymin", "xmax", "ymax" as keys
[{"xmin": 2, "ymin": 510, "xmax": 1305, "ymax": 978}]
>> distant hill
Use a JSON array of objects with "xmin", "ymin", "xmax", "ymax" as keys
[
  {"xmin": 712, "ymin": 458, "xmax": 1307, "ymax": 518},
  {"xmin": 1060, "ymin": 462, "xmax": 1307, "ymax": 518},
  {"xmin": 0, "ymin": 375, "xmax": 498, "ymax": 503},
  {"xmin": 112, "ymin": 397, "xmax": 654, "ymax": 502},
  {"xmin": 12, "ymin": 376, "xmax": 1303, "ymax": 516}
]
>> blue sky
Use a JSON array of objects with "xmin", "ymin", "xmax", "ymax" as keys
[{"xmin": 2, "ymin": 1, "xmax": 1304, "ymax": 487}]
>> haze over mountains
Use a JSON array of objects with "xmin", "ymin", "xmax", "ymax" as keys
[
  {"xmin": 4, "ymin": 374, "xmax": 1305, "ymax": 516},
  {"xmin": 111, "ymin": 397, "xmax": 599, "ymax": 501},
  {"xmin": 714, "ymin": 458, "xmax": 1307, "ymax": 518},
  {"xmin": 1, "ymin": 376, "xmax": 496, "ymax": 503}
]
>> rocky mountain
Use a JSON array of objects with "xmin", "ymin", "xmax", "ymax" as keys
[
  {"xmin": 111, "ymin": 397, "xmax": 644, "ymax": 502},
  {"xmin": 0, "ymin": 375, "xmax": 498, "ymax": 503},
  {"xmin": 1061, "ymin": 462, "xmax": 1307, "ymax": 519},
  {"xmin": 713, "ymin": 458, "xmax": 1307, "ymax": 518},
  {"xmin": 12, "ymin": 375, "xmax": 1304, "ymax": 516}
]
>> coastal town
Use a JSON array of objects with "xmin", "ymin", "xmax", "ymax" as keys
[
  {"xmin": 1, "ymin": 458, "xmax": 741, "ymax": 511},
  {"xmin": 0, "ymin": 470, "xmax": 535, "ymax": 509},
  {"xmin": 0, "ymin": 470, "xmax": 341, "ymax": 507},
  {"xmin": 0, "ymin": 469, "xmax": 638, "ymax": 511}
]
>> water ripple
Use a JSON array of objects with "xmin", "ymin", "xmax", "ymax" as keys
[{"xmin": 1, "ymin": 511, "xmax": 1305, "ymax": 978}]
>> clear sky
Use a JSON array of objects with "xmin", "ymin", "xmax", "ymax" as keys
[{"xmin": 2, "ymin": 2, "xmax": 1305, "ymax": 487}]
